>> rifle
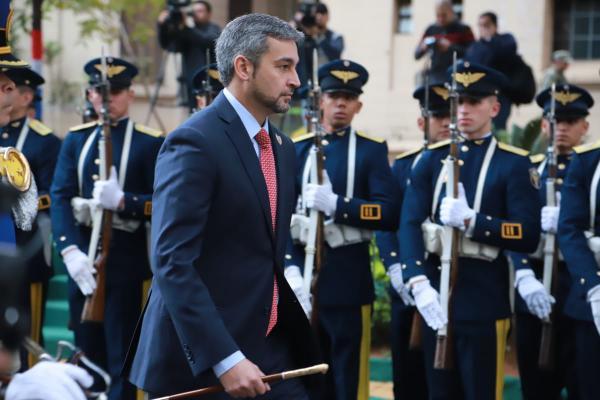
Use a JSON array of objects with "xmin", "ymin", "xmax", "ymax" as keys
[
  {"xmin": 408, "ymin": 64, "xmax": 431, "ymax": 351},
  {"xmin": 202, "ymin": 48, "xmax": 214, "ymax": 107},
  {"xmin": 81, "ymin": 50, "xmax": 112, "ymax": 323},
  {"xmin": 303, "ymin": 47, "xmax": 325, "ymax": 326},
  {"xmin": 538, "ymin": 82, "xmax": 559, "ymax": 370},
  {"xmin": 434, "ymin": 52, "xmax": 460, "ymax": 370}
]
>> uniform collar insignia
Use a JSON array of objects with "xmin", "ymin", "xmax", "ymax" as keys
[
  {"xmin": 330, "ymin": 70, "xmax": 359, "ymax": 84},
  {"xmin": 454, "ymin": 72, "xmax": 486, "ymax": 88},
  {"xmin": 553, "ymin": 91, "xmax": 581, "ymax": 106}
]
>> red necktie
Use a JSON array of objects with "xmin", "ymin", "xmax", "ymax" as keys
[{"xmin": 256, "ymin": 128, "xmax": 278, "ymax": 335}]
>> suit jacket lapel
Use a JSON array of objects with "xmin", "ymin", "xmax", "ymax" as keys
[{"xmin": 216, "ymin": 94, "xmax": 274, "ymax": 240}]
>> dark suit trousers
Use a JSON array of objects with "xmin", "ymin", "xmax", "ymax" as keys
[
  {"xmin": 574, "ymin": 320, "xmax": 600, "ymax": 400},
  {"xmin": 148, "ymin": 323, "xmax": 309, "ymax": 400}
]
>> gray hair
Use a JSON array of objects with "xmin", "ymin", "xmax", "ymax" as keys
[{"xmin": 216, "ymin": 13, "xmax": 303, "ymax": 86}]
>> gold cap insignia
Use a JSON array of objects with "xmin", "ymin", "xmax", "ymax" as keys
[
  {"xmin": 553, "ymin": 91, "xmax": 581, "ymax": 106},
  {"xmin": 454, "ymin": 72, "xmax": 486, "ymax": 88},
  {"xmin": 330, "ymin": 70, "xmax": 359, "ymax": 84},
  {"xmin": 94, "ymin": 64, "xmax": 127, "ymax": 78},
  {"xmin": 432, "ymin": 86, "xmax": 449, "ymax": 100},
  {"xmin": 208, "ymin": 69, "xmax": 221, "ymax": 81}
]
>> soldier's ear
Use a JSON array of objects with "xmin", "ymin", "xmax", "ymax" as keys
[
  {"xmin": 355, "ymin": 100, "xmax": 363, "ymax": 114},
  {"xmin": 417, "ymin": 117, "xmax": 425, "ymax": 131}
]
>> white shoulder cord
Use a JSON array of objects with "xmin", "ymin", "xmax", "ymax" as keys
[
  {"xmin": 14, "ymin": 117, "xmax": 30, "ymax": 152},
  {"xmin": 76, "ymin": 120, "xmax": 133, "ymax": 195}
]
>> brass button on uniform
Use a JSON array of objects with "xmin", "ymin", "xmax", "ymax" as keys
[
  {"xmin": 556, "ymin": 178, "xmax": 564, "ymax": 185},
  {"xmin": 92, "ymin": 174, "xmax": 99, "ymax": 181},
  {"xmin": 461, "ymin": 145, "xmax": 469, "ymax": 152},
  {"xmin": 1, "ymin": 132, "xmax": 8, "ymax": 139},
  {"xmin": 558, "ymin": 163, "xmax": 566, "ymax": 170}
]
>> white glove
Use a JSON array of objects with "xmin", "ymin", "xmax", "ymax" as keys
[
  {"xmin": 6, "ymin": 361, "xmax": 93, "ymax": 400},
  {"xmin": 284, "ymin": 266, "xmax": 312, "ymax": 318},
  {"xmin": 516, "ymin": 269, "xmax": 555, "ymax": 320},
  {"xmin": 92, "ymin": 166, "xmax": 124, "ymax": 211},
  {"xmin": 440, "ymin": 183, "xmax": 475, "ymax": 231},
  {"xmin": 62, "ymin": 246, "xmax": 97, "ymax": 296},
  {"xmin": 410, "ymin": 277, "xmax": 447, "ymax": 330},
  {"xmin": 587, "ymin": 285, "xmax": 600, "ymax": 336},
  {"xmin": 387, "ymin": 263, "xmax": 415, "ymax": 306},
  {"xmin": 304, "ymin": 171, "xmax": 338, "ymax": 217}
]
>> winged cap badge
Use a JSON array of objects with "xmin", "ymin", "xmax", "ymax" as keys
[
  {"xmin": 94, "ymin": 64, "xmax": 127, "ymax": 78},
  {"xmin": 208, "ymin": 69, "xmax": 221, "ymax": 81},
  {"xmin": 432, "ymin": 86, "xmax": 449, "ymax": 100},
  {"xmin": 553, "ymin": 91, "xmax": 581, "ymax": 106},
  {"xmin": 454, "ymin": 72, "xmax": 486, "ymax": 88},
  {"xmin": 330, "ymin": 70, "xmax": 359, "ymax": 84}
]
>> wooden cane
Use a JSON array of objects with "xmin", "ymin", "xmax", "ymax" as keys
[{"xmin": 152, "ymin": 363, "xmax": 329, "ymax": 400}]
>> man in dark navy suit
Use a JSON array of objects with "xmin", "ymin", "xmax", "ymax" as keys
[{"xmin": 126, "ymin": 13, "xmax": 321, "ymax": 399}]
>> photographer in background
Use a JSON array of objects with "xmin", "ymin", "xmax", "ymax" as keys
[
  {"xmin": 414, "ymin": 0, "xmax": 474, "ymax": 83},
  {"xmin": 157, "ymin": 0, "xmax": 221, "ymax": 111}
]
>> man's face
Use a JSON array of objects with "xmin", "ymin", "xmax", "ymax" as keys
[
  {"xmin": 478, "ymin": 16, "xmax": 497, "ymax": 40},
  {"xmin": 320, "ymin": 91, "xmax": 362, "ymax": 130},
  {"xmin": 315, "ymin": 12, "xmax": 328, "ymax": 29},
  {"xmin": 0, "ymin": 74, "xmax": 16, "ymax": 126},
  {"xmin": 436, "ymin": 5, "xmax": 454, "ymax": 27},
  {"xmin": 247, "ymin": 37, "xmax": 300, "ymax": 114},
  {"xmin": 542, "ymin": 116, "xmax": 588, "ymax": 153},
  {"xmin": 191, "ymin": 3, "xmax": 210, "ymax": 25},
  {"xmin": 457, "ymin": 96, "xmax": 499, "ymax": 136},
  {"xmin": 8, "ymin": 87, "xmax": 33, "ymax": 120},
  {"xmin": 418, "ymin": 113, "xmax": 451, "ymax": 143},
  {"xmin": 555, "ymin": 59, "xmax": 569, "ymax": 72},
  {"xmin": 88, "ymin": 87, "xmax": 134, "ymax": 122}
]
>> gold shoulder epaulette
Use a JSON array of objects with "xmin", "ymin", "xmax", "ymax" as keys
[
  {"xmin": 395, "ymin": 147, "xmax": 422, "ymax": 160},
  {"xmin": 135, "ymin": 123, "xmax": 163, "ymax": 138},
  {"xmin": 574, "ymin": 140, "xmax": 600, "ymax": 154},
  {"xmin": 529, "ymin": 153, "xmax": 545, "ymax": 164},
  {"xmin": 292, "ymin": 132, "xmax": 315, "ymax": 143},
  {"xmin": 427, "ymin": 139, "xmax": 451, "ymax": 150},
  {"xmin": 69, "ymin": 121, "xmax": 98, "ymax": 132},
  {"xmin": 497, "ymin": 142, "xmax": 529, "ymax": 156},
  {"xmin": 28, "ymin": 119, "xmax": 53, "ymax": 136},
  {"xmin": 356, "ymin": 131, "xmax": 385, "ymax": 143}
]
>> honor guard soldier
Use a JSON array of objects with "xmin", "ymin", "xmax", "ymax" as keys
[
  {"xmin": 510, "ymin": 84, "xmax": 592, "ymax": 399},
  {"xmin": 285, "ymin": 59, "xmax": 399, "ymax": 400},
  {"xmin": 191, "ymin": 63, "xmax": 223, "ymax": 112},
  {"xmin": 556, "ymin": 87, "xmax": 600, "ymax": 400},
  {"xmin": 399, "ymin": 61, "xmax": 541, "ymax": 400},
  {"xmin": 375, "ymin": 82, "xmax": 451, "ymax": 400},
  {"xmin": 0, "ymin": 67, "xmax": 61, "ymax": 369},
  {"xmin": 50, "ymin": 57, "xmax": 164, "ymax": 400}
]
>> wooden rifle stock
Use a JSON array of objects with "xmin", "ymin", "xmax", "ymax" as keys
[{"xmin": 81, "ymin": 52, "xmax": 113, "ymax": 323}]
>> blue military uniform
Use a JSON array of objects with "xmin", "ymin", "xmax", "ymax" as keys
[
  {"xmin": 554, "ymin": 86, "xmax": 600, "ymax": 400},
  {"xmin": 50, "ymin": 57, "xmax": 164, "ymax": 400},
  {"xmin": 0, "ymin": 67, "xmax": 61, "ymax": 369},
  {"xmin": 375, "ymin": 82, "xmax": 451, "ymax": 400},
  {"xmin": 400, "ymin": 62, "xmax": 541, "ymax": 400},
  {"xmin": 509, "ymin": 84, "xmax": 592, "ymax": 399},
  {"xmin": 285, "ymin": 60, "xmax": 398, "ymax": 400}
]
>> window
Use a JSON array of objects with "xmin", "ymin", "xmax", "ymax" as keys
[
  {"xmin": 396, "ymin": 0, "xmax": 412, "ymax": 34},
  {"xmin": 554, "ymin": 0, "xmax": 600, "ymax": 60}
]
